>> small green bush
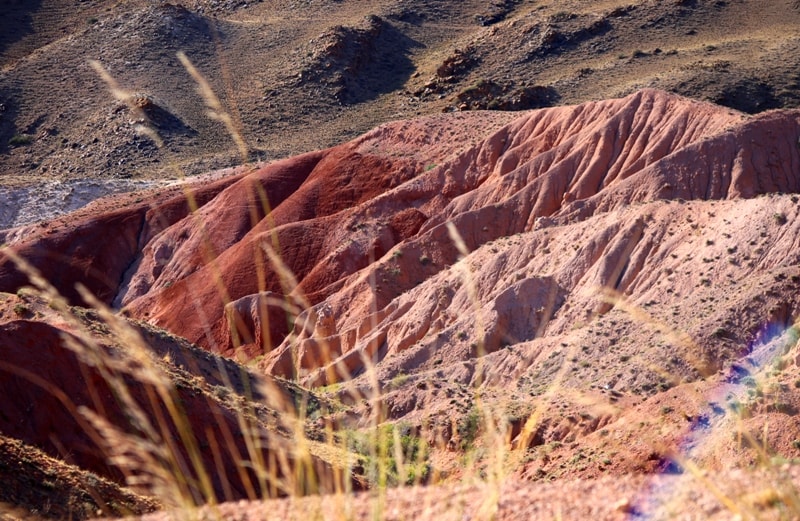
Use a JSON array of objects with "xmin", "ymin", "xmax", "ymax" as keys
[
  {"xmin": 457, "ymin": 406, "xmax": 481, "ymax": 450},
  {"xmin": 345, "ymin": 423, "xmax": 430, "ymax": 486},
  {"xmin": 8, "ymin": 134, "xmax": 34, "ymax": 146}
]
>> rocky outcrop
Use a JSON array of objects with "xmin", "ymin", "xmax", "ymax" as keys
[{"xmin": 301, "ymin": 15, "xmax": 420, "ymax": 104}]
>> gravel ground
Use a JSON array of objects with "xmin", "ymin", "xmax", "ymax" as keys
[{"xmin": 133, "ymin": 466, "xmax": 800, "ymax": 521}]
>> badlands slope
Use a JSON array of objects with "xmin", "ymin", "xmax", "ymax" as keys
[{"xmin": 3, "ymin": 89, "xmax": 800, "ymax": 517}]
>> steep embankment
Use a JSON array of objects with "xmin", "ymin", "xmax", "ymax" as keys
[
  {"xmin": 0, "ymin": 290, "xmax": 347, "ymax": 511},
  {"xmin": 3, "ymin": 89, "xmax": 800, "ymax": 492}
]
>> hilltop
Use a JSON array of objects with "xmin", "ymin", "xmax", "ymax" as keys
[{"xmin": 1, "ymin": 0, "xmax": 799, "ymax": 190}]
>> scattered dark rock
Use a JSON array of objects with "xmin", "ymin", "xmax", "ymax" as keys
[
  {"xmin": 608, "ymin": 5, "xmax": 636, "ymax": 17},
  {"xmin": 525, "ymin": 17, "xmax": 612, "ymax": 60},
  {"xmin": 454, "ymin": 80, "xmax": 559, "ymax": 111},
  {"xmin": 134, "ymin": 3, "xmax": 215, "ymax": 46},
  {"xmin": 189, "ymin": 0, "xmax": 264, "ymax": 14},
  {"xmin": 412, "ymin": 46, "xmax": 481, "ymax": 100},
  {"xmin": 129, "ymin": 94, "xmax": 196, "ymax": 136},
  {"xmin": 475, "ymin": 0, "xmax": 522, "ymax": 26},
  {"xmin": 302, "ymin": 15, "xmax": 422, "ymax": 104},
  {"xmin": 436, "ymin": 46, "xmax": 479, "ymax": 80}
]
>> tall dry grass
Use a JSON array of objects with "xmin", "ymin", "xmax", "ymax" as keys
[{"xmin": 1, "ymin": 50, "xmax": 799, "ymax": 521}]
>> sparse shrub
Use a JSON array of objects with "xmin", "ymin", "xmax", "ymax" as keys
[
  {"xmin": 390, "ymin": 372, "xmax": 409, "ymax": 387},
  {"xmin": 8, "ymin": 134, "xmax": 33, "ymax": 146},
  {"xmin": 457, "ymin": 406, "xmax": 481, "ymax": 450},
  {"xmin": 774, "ymin": 212, "xmax": 788, "ymax": 225},
  {"xmin": 345, "ymin": 423, "xmax": 430, "ymax": 486},
  {"xmin": 742, "ymin": 376, "xmax": 757, "ymax": 388}
]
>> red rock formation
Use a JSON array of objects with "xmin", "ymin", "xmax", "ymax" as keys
[
  {"xmin": 4, "ymin": 89, "xmax": 800, "ymax": 497},
  {"xmin": 0, "ymin": 298, "xmax": 342, "ymax": 503},
  {"xmin": 1, "ymin": 89, "xmax": 799, "ymax": 381}
]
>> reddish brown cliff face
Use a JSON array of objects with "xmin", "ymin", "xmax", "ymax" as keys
[{"xmin": 4, "ymin": 90, "xmax": 798, "ymax": 365}]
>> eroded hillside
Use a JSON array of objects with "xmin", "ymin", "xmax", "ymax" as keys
[{"xmin": 2, "ymin": 93, "xmax": 800, "ymax": 514}]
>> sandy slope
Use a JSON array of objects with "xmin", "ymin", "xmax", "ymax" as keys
[{"xmin": 134, "ymin": 466, "xmax": 800, "ymax": 521}]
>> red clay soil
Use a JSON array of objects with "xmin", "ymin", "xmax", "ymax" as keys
[
  {"xmin": 0, "ymin": 168, "xmax": 247, "ymax": 305},
  {"xmin": 0, "ymin": 294, "xmax": 343, "ymax": 507},
  {"xmin": 1, "ymin": 89, "xmax": 799, "ymax": 371},
  {"xmin": 3, "ymin": 90, "xmax": 800, "ymax": 512}
]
